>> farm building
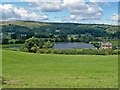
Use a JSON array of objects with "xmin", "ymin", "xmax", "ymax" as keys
[{"xmin": 101, "ymin": 42, "xmax": 112, "ymax": 49}]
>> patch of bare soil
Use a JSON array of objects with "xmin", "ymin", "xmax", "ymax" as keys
[{"xmin": 3, "ymin": 80, "xmax": 20, "ymax": 85}]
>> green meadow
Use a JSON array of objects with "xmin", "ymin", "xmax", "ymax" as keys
[{"xmin": 2, "ymin": 50, "xmax": 118, "ymax": 88}]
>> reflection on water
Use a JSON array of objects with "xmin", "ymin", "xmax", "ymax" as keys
[{"xmin": 53, "ymin": 43, "xmax": 95, "ymax": 49}]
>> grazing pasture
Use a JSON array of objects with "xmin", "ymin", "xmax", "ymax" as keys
[{"xmin": 2, "ymin": 50, "xmax": 118, "ymax": 88}]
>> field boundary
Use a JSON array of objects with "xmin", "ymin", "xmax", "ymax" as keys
[{"xmin": 1, "ymin": 88, "xmax": 119, "ymax": 90}]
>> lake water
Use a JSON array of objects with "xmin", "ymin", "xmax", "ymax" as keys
[
  {"xmin": 6, "ymin": 43, "xmax": 96, "ymax": 50},
  {"xmin": 53, "ymin": 43, "xmax": 95, "ymax": 49},
  {"xmin": 9, "ymin": 46, "xmax": 20, "ymax": 49}
]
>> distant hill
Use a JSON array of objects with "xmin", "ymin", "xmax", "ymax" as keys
[
  {"xmin": 1, "ymin": 20, "xmax": 120, "ymax": 45},
  {"xmin": 0, "ymin": 20, "xmax": 119, "ymax": 34},
  {"xmin": 0, "ymin": 20, "xmax": 51, "ymax": 28}
]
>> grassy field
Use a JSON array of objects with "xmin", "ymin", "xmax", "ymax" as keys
[
  {"xmin": 0, "ymin": 44, "xmax": 23, "ymax": 48},
  {"xmin": 2, "ymin": 50, "xmax": 118, "ymax": 88},
  {"xmin": 0, "ymin": 21, "xmax": 51, "ymax": 28}
]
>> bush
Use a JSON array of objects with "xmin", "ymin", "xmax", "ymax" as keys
[
  {"xmin": 2, "ymin": 38, "xmax": 9, "ymax": 44},
  {"xmin": 9, "ymin": 41, "xmax": 14, "ymax": 44},
  {"xmin": 36, "ymin": 48, "xmax": 117, "ymax": 55},
  {"xmin": 21, "ymin": 37, "xmax": 53, "ymax": 53},
  {"xmin": 98, "ymin": 50, "xmax": 108, "ymax": 55},
  {"xmin": 15, "ymin": 40, "xmax": 24, "ymax": 44},
  {"xmin": 113, "ymin": 50, "xmax": 120, "ymax": 55}
]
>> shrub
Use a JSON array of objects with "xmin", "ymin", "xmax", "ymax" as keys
[{"xmin": 21, "ymin": 37, "xmax": 53, "ymax": 53}]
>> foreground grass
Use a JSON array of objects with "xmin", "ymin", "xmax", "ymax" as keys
[{"xmin": 2, "ymin": 50, "xmax": 118, "ymax": 88}]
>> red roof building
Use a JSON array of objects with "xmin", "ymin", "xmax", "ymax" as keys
[{"xmin": 101, "ymin": 42, "xmax": 112, "ymax": 49}]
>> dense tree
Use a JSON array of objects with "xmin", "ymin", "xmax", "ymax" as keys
[
  {"xmin": 21, "ymin": 37, "xmax": 53, "ymax": 53},
  {"xmin": 2, "ymin": 38, "xmax": 9, "ymax": 44},
  {"xmin": 90, "ymin": 42, "xmax": 101, "ymax": 49},
  {"xmin": 43, "ymin": 41, "xmax": 54, "ymax": 49}
]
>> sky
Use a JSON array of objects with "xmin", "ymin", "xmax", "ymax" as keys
[{"xmin": 0, "ymin": 0, "xmax": 120, "ymax": 25}]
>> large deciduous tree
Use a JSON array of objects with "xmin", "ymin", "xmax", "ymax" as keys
[{"xmin": 21, "ymin": 37, "xmax": 53, "ymax": 53}]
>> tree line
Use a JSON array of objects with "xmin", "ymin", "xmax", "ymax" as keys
[
  {"xmin": 20, "ymin": 37, "xmax": 120, "ymax": 55},
  {"xmin": 1, "ymin": 22, "xmax": 120, "ymax": 44}
]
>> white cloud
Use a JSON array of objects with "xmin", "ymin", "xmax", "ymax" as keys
[
  {"xmin": 50, "ymin": 20, "xmax": 63, "ymax": 23},
  {"xmin": 63, "ymin": 0, "xmax": 86, "ymax": 10},
  {"xmin": 23, "ymin": 0, "xmax": 61, "ymax": 2},
  {"xmin": 63, "ymin": 0, "xmax": 103, "ymax": 20},
  {"xmin": 24, "ymin": 0, "xmax": 63, "ymax": 12},
  {"xmin": 23, "ymin": 0, "xmax": 103, "ymax": 21},
  {"xmin": 2, "ymin": 0, "xmax": 119, "ymax": 2},
  {"xmin": 0, "ymin": 4, "xmax": 21, "ymax": 20},
  {"xmin": 37, "ymin": 2, "xmax": 62, "ymax": 12},
  {"xmin": 1, "ymin": 1, "xmax": 114, "ymax": 24},
  {"xmin": 63, "ymin": 0, "xmax": 85, "ymax": 6},
  {"xmin": 112, "ymin": 14, "xmax": 120, "ymax": 21},
  {"xmin": 89, "ymin": 0, "xmax": 104, "ymax": 2},
  {"xmin": 89, "ymin": 0, "xmax": 119, "ymax": 2},
  {"xmin": 0, "ymin": 4, "xmax": 48, "ymax": 21}
]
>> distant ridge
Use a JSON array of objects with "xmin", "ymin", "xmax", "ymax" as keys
[{"xmin": 0, "ymin": 20, "xmax": 118, "ymax": 26}]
